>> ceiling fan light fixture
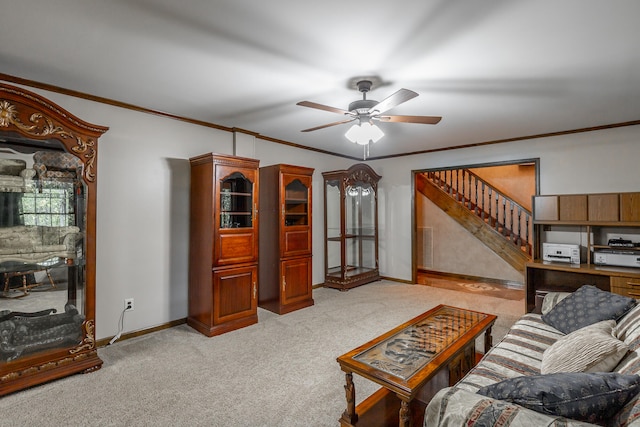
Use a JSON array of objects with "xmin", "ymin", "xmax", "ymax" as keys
[{"xmin": 345, "ymin": 121, "xmax": 384, "ymax": 146}]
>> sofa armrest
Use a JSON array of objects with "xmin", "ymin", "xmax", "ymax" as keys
[
  {"xmin": 425, "ymin": 387, "xmax": 599, "ymax": 427},
  {"xmin": 19, "ymin": 168, "xmax": 36, "ymax": 180},
  {"xmin": 62, "ymin": 232, "xmax": 82, "ymax": 252}
]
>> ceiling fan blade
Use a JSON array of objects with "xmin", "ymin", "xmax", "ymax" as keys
[
  {"xmin": 368, "ymin": 88, "xmax": 418, "ymax": 115},
  {"xmin": 377, "ymin": 115, "xmax": 442, "ymax": 124},
  {"xmin": 301, "ymin": 118, "xmax": 355, "ymax": 132},
  {"xmin": 296, "ymin": 101, "xmax": 351, "ymax": 115}
]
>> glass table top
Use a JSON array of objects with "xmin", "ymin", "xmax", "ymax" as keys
[{"xmin": 353, "ymin": 306, "xmax": 488, "ymax": 380}]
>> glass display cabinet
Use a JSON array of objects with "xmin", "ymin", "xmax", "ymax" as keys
[
  {"xmin": 188, "ymin": 153, "xmax": 259, "ymax": 336},
  {"xmin": 322, "ymin": 163, "xmax": 381, "ymax": 291},
  {"xmin": 259, "ymin": 164, "xmax": 314, "ymax": 314},
  {"xmin": 0, "ymin": 82, "xmax": 108, "ymax": 396}
]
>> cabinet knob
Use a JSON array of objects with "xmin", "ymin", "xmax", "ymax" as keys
[{"xmin": 282, "ymin": 276, "xmax": 286, "ymax": 292}]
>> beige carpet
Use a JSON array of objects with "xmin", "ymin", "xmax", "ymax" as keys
[{"xmin": 0, "ymin": 280, "xmax": 524, "ymax": 427}]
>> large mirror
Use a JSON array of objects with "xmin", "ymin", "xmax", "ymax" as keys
[{"xmin": 0, "ymin": 82, "xmax": 106, "ymax": 396}]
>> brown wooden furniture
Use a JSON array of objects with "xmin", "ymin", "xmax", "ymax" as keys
[
  {"xmin": 527, "ymin": 192, "xmax": 640, "ymax": 312},
  {"xmin": 258, "ymin": 164, "xmax": 314, "ymax": 314},
  {"xmin": 337, "ymin": 305, "xmax": 496, "ymax": 427},
  {"xmin": 0, "ymin": 82, "xmax": 107, "ymax": 396},
  {"xmin": 322, "ymin": 164, "xmax": 381, "ymax": 291},
  {"xmin": 188, "ymin": 153, "xmax": 259, "ymax": 336}
]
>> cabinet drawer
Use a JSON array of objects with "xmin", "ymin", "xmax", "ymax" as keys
[{"xmin": 611, "ymin": 276, "xmax": 640, "ymax": 298}]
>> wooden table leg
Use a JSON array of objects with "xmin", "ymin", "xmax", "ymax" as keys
[
  {"xmin": 340, "ymin": 372, "xmax": 358, "ymax": 425},
  {"xmin": 484, "ymin": 325, "xmax": 493, "ymax": 353},
  {"xmin": 399, "ymin": 399, "xmax": 411, "ymax": 427}
]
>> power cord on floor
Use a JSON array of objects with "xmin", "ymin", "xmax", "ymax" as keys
[{"xmin": 108, "ymin": 306, "xmax": 128, "ymax": 345}]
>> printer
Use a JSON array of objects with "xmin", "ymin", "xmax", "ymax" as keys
[
  {"xmin": 594, "ymin": 250, "xmax": 640, "ymax": 268},
  {"xmin": 543, "ymin": 243, "xmax": 580, "ymax": 264}
]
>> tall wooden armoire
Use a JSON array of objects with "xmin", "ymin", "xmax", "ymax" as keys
[
  {"xmin": 188, "ymin": 153, "xmax": 259, "ymax": 336},
  {"xmin": 259, "ymin": 164, "xmax": 314, "ymax": 314}
]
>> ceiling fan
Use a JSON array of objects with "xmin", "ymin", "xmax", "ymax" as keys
[{"xmin": 296, "ymin": 79, "xmax": 442, "ymax": 133}]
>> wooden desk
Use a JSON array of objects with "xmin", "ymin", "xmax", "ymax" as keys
[{"xmin": 336, "ymin": 305, "xmax": 496, "ymax": 427}]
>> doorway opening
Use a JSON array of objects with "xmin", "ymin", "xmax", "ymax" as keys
[{"xmin": 412, "ymin": 158, "xmax": 540, "ymax": 285}]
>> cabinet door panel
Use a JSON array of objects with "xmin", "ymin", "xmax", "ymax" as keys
[
  {"xmin": 216, "ymin": 232, "xmax": 256, "ymax": 265},
  {"xmin": 533, "ymin": 196, "xmax": 558, "ymax": 221},
  {"xmin": 559, "ymin": 195, "xmax": 587, "ymax": 221},
  {"xmin": 281, "ymin": 257, "xmax": 312, "ymax": 306},
  {"xmin": 621, "ymin": 193, "xmax": 640, "ymax": 222},
  {"xmin": 588, "ymin": 194, "xmax": 619, "ymax": 221},
  {"xmin": 213, "ymin": 266, "xmax": 257, "ymax": 324},
  {"xmin": 283, "ymin": 228, "xmax": 311, "ymax": 257}
]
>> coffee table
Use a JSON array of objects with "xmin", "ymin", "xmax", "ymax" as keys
[{"xmin": 336, "ymin": 304, "xmax": 497, "ymax": 427}]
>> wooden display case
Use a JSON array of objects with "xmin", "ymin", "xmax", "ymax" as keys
[
  {"xmin": 0, "ymin": 83, "xmax": 107, "ymax": 395},
  {"xmin": 259, "ymin": 164, "xmax": 313, "ymax": 314},
  {"xmin": 188, "ymin": 153, "xmax": 259, "ymax": 336},
  {"xmin": 322, "ymin": 164, "xmax": 381, "ymax": 291}
]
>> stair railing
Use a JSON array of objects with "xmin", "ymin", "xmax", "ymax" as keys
[{"xmin": 424, "ymin": 169, "xmax": 533, "ymax": 256}]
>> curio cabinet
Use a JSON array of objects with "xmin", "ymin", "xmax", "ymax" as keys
[
  {"xmin": 259, "ymin": 164, "xmax": 313, "ymax": 314},
  {"xmin": 188, "ymin": 153, "xmax": 259, "ymax": 336},
  {"xmin": 323, "ymin": 163, "xmax": 381, "ymax": 291}
]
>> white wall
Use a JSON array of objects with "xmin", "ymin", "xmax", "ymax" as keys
[
  {"xmin": 10, "ymin": 84, "xmax": 640, "ymax": 340},
  {"xmin": 12, "ymin": 85, "xmax": 350, "ymax": 340}
]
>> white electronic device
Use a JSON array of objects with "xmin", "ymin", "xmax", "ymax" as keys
[
  {"xmin": 542, "ymin": 243, "xmax": 580, "ymax": 264},
  {"xmin": 594, "ymin": 250, "xmax": 640, "ymax": 268}
]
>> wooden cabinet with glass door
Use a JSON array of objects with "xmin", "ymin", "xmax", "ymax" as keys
[
  {"xmin": 0, "ymin": 83, "xmax": 107, "ymax": 396},
  {"xmin": 188, "ymin": 153, "xmax": 259, "ymax": 336},
  {"xmin": 259, "ymin": 164, "xmax": 313, "ymax": 314},
  {"xmin": 323, "ymin": 163, "xmax": 381, "ymax": 291}
]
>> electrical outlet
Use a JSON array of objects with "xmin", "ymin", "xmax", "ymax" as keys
[{"xmin": 124, "ymin": 298, "xmax": 134, "ymax": 311}]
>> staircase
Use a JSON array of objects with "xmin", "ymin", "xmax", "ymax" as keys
[{"xmin": 416, "ymin": 169, "xmax": 532, "ymax": 273}]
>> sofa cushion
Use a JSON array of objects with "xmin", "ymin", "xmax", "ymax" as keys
[
  {"xmin": 0, "ymin": 159, "xmax": 27, "ymax": 176},
  {"xmin": 542, "ymin": 285, "xmax": 636, "ymax": 334},
  {"xmin": 615, "ymin": 304, "xmax": 640, "ymax": 349},
  {"xmin": 541, "ymin": 291, "xmax": 572, "ymax": 315},
  {"xmin": 477, "ymin": 372, "xmax": 640, "ymax": 424},
  {"xmin": 541, "ymin": 320, "xmax": 629, "ymax": 374}
]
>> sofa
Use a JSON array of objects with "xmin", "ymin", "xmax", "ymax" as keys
[
  {"xmin": 0, "ymin": 225, "xmax": 82, "ymax": 264},
  {"xmin": 425, "ymin": 285, "xmax": 640, "ymax": 426},
  {"xmin": 0, "ymin": 158, "xmax": 35, "ymax": 192}
]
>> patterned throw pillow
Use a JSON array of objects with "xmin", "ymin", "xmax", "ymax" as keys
[
  {"xmin": 541, "ymin": 285, "xmax": 637, "ymax": 334},
  {"xmin": 477, "ymin": 372, "xmax": 640, "ymax": 424},
  {"xmin": 541, "ymin": 320, "xmax": 629, "ymax": 374},
  {"xmin": 541, "ymin": 292, "xmax": 571, "ymax": 315}
]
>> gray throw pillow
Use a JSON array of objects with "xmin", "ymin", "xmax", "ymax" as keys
[
  {"xmin": 541, "ymin": 285, "xmax": 636, "ymax": 334},
  {"xmin": 541, "ymin": 320, "xmax": 628, "ymax": 374},
  {"xmin": 477, "ymin": 372, "xmax": 640, "ymax": 424}
]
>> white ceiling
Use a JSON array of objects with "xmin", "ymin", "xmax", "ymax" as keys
[{"xmin": 2, "ymin": 0, "xmax": 639, "ymax": 159}]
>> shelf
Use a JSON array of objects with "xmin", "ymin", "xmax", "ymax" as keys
[
  {"xmin": 535, "ymin": 220, "xmax": 640, "ymax": 227},
  {"xmin": 527, "ymin": 260, "xmax": 640, "ymax": 278},
  {"xmin": 221, "ymin": 192, "xmax": 252, "ymax": 197}
]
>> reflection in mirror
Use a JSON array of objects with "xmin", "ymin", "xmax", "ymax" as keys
[{"xmin": 0, "ymin": 138, "xmax": 86, "ymax": 363}]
